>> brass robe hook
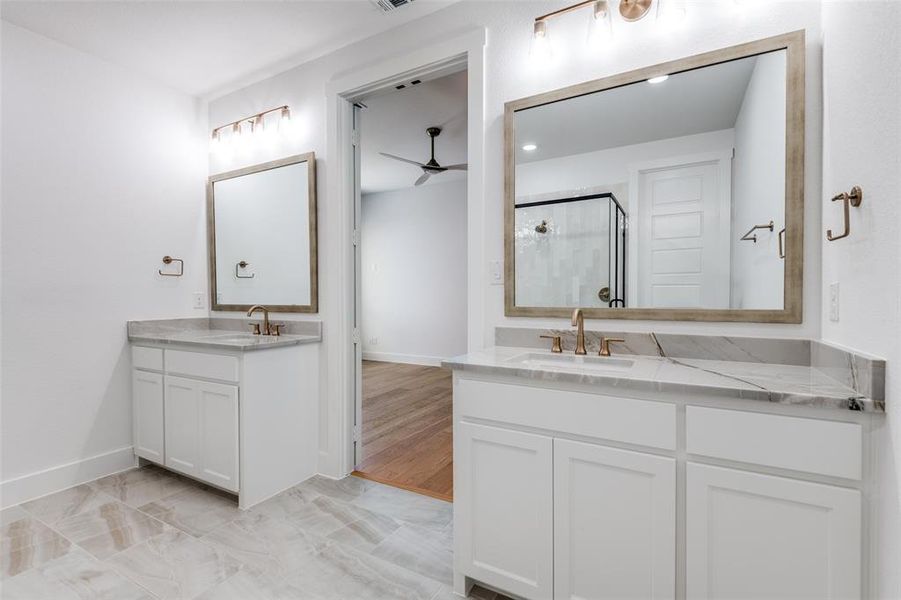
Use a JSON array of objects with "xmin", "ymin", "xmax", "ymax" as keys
[{"xmin": 826, "ymin": 186, "xmax": 863, "ymax": 241}]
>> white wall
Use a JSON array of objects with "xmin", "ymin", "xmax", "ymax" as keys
[
  {"xmin": 731, "ymin": 51, "xmax": 786, "ymax": 310},
  {"xmin": 0, "ymin": 22, "xmax": 207, "ymax": 505},
  {"xmin": 361, "ymin": 179, "xmax": 467, "ymax": 366},
  {"xmin": 820, "ymin": 3, "xmax": 901, "ymax": 598},
  {"xmin": 207, "ymin": 1, "xmax": 824, "ymax": 477}
]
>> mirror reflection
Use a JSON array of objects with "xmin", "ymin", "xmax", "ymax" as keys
[
  {"xmin": 514, "ymin": 49, "xmax": 788, "ymax": 311},
  {"xmin": 209, "ymin": 154, "xmax": 317, "ymax": 311}
]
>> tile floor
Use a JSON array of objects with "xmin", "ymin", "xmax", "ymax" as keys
[{"xmin": 0, "ymin": 465, "xmax": 511, "ymax": 600}]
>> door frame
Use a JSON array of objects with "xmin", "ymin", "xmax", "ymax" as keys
[
  {"xmin": 325, "ymin": 30, "xmax": 486, "ymax": 476},
  {"xmin": 627, "ymin": 149, "xmax": 733, "ymax": 309}
]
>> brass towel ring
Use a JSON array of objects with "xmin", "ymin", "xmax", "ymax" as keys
[
  {"xmin": 826, "ymin": 186, "xmax": 863, "ymax": 242},
  {"xmin": 159, "ymin": 256, "xmax": 184, "ymax": 277}
]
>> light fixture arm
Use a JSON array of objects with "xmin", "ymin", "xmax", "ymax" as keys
[{"xmin": 211, "ymin": 105, "xmax": 289, "ymax": 137}]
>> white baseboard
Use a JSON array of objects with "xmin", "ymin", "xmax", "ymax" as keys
[
  {"xmin": 1, "ymin": 446, "xmax": 136, "ymax": 509},
  {"xmin": 362, "ymin": 351, "xmax": 446, "ymax": 367}
]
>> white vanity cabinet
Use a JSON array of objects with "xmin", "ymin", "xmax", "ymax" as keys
[
  {"xmin": 130, "ymin": 341, "xmax": 318, "ymax": 509},
  {"xmin": 454, "ymin": 374, "xmax": 871, "ymax": 600}
]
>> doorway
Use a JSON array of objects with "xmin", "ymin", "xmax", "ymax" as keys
[{"xmin": 349, "ymin": 68, "xmax": 468, "ymax": 501}]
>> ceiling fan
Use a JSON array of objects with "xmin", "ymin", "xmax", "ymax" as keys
[{"xmin": 379, "ymin": 127, "xmax": 467, "ymax": 186}]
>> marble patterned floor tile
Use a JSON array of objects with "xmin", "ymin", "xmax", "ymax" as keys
[
  {"xmin": 0, "ymin": 506, "xmax": 29, "ymax": 527},
  {"xmin": 139, "ymin": 485, "xmax": 241, "ymax": 537},
  {"xmin": 92, "ymin": 466, "xmax": 193, "ymax": 508},
  {"xmin": 20, "ymin": 484, "xmax": 112, "ymax": 526},
  {"xmin": 247, "ymin": 484, "xmax": 324, "ymax": 521},
  {"xmin": 282, "ymin": 538, "xmax": 443, "ymax": 600},
  {"xmin": 350, "ymin": 482, "xmax": 453, "ymax": 531},
  {"xmin": 283, "ymin": 495, "xmax": 394, "ymax": 538},
  {"xmin": 1, "ymin": 510, "xmax": 60, "ymax": 553},
  {"xmin": 371, "ymin": 522, "xmax": 453, "ymax": 586},
  {"xmin": 55, "ymin": 500, "xmax": 168, "ymax": 559},
  {"xmin": 194, "ymin": 567, "xmax": 318, "ymax": 600},
  {"xmin": 0, "ymin": 550, "xmax": 153, "ymax": 600},
  {"xmin": 200, "ymin": 512, "xmax": 328, "ymax": 577},
  {"xmin": 293, "ymin": 475, "xmax": 373, "ymax": 504},
  {"xmin": 106, "ymin": 529, "xmax": 240, "ymax": 600},
  {"xmin": 325, "ymin": 508, "xmax": 402, "ymax": 553},
  {"xmin": 430, "ymin": 584, "xmax": 515, "ymax": 600},
  {"xmin": 1, "ymin": 532, "xmax": 73, "ymax": 579}
]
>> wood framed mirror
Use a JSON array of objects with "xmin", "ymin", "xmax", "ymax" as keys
[
  {"xmin": 208, "ymin": 153, "xmax": 318, "ymax": 313},
  {"xmin": 504, "ymin": 31, "xmax": 804, "ymax": 322}
]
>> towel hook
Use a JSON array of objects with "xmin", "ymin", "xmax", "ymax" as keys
[
  {"xmin": 159, "ymin": 256, "xmax": 184, "ymax": 277},
  {"xmin": 826, "ymin": 186, "xmax": 863, "ymax": 241},
  {"xmin": 739, "ymin": 220, "xmax": 774, "ymax": 243},
  {"xmin": 235, "ymin": 260, "xmax": 255, "ymax": 279}
]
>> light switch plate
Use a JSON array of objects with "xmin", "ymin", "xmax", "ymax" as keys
[
  {"xmin": 829, "ymin": 282, "xmax": 840, "ymax": 322},
  {"xmin": 193, "ymin": 292, "xmax": 205, "ymax": 310},
  {"xmin": 489, "ymin": 260, "xmax": 503, "ymax": 286}
]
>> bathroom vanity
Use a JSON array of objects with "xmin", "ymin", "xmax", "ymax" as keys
[
  {"xmin": 128, "ymin": 318, "xmax": 320, "ymax": 509},
  {"xmin": 447, "ymin": 331, "xmax": 885, "ymax": 600}
]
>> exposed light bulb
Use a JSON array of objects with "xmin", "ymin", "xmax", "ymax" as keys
[
  {"xmin": 587, "ymin": 0, "xmax": 613, "ymax": 50},
  {"xmin": 279, "ymin": 106, "xmax": 292, "ymax": 130},
  {"xmin": 232, "ymin": 122, "xmax": 242, "ymax": 138},
  {"xmin": 530, "ymin": 20, "xmax": 552, "ymax": 64},
  {"xmin": 252, "ymin": 114, "xmax": 264, "ymax": 135},
  {"xmin": 522, "ymin": 143, "xmax": 538, "ymax": 152},
  {"xmin": 648, "ymin": 75, "xmax": 669, "ymax": 84}
]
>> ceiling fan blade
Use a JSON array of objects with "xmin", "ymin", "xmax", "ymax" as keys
[
  {"xmin": 441, "ymin": 163, "xmax": 468, "ymax": 171},
  {"xmin": 379, "ymin": 152, "xmax": 426, "ymax": 167},
  {"xmin": 414, "ymin": 172, "xmax": 431, "ymax": 186}
]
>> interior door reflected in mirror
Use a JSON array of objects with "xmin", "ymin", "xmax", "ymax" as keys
[
  {"xmin": 505, "ymin": 32, "xmax": 804, "ymax": 323},
  {"xmin": 208, "ymin": 153, "xmax": 318, "ymax": 312}
]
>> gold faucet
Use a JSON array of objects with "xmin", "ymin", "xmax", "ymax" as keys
[
  {"xmin": 571, "ymin": 308, "xmax": 586, "ymax": 355},
  {"xmin": 246, "ymin": 305, "xmax": 271, "ymax": 335},
  {"xmin": 599, "ymin": 337, "xmax": 625, "ymax": 357}
]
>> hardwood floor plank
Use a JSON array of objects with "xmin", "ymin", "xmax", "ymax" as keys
[{"xmin": 356, "ymin": 361, "xmax": 453, "ymax": 502}]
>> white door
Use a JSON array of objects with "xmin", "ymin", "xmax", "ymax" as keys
[
  {"xmin": 133, "ymin": 370, "xmax": 164, "ymax": 462},
  {"xmin": 554, "ymin": 439, "xmax": 676, "ymax": 600},
  {"xmin": 352, "ymin": 102, "xmax": 364, "ymax": 467},
  {"xmin": 164, "ymin": 376, "xmax": 200, "ymax": 477},
  {"xmin": 634, "ymin": 157, "xmax": 731, "ymax": 308},
  {"xmin": 198, "ymin": 381, "xmax": 239, "ymax": 492},
  {"xmin": 457, "ymin": 422, "xmax": 553, "ymax": 600},
  {"xmin": 686, "ymin": 463, "xmax": 861, "ymax": 600}
]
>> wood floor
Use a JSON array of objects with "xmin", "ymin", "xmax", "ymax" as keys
[{"xmin": 354, "ymin": 360, "xmax": 453, "ymax": 502}]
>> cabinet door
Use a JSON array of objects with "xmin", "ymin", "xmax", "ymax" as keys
[
  {"xmin": 133, "ymin": 370, "xmax": 164, "ymax": 462},
  {"xmin": 198, "ymin": 381, "xmax": 239, "ymax": 492},
  {"xmin": 457, "ymin": 422, "xmax": 552, "ymax": 600},
  {"xmin": 687, "ymin": 463, "xmax": 861, "ymax": 600},
  {"xmin": 164, "ymin": 376, "xmax": 201, "ymax": 477},
  {"xmin": 554, "ymin": 439, "xmax": 675, "ymax": 600}
]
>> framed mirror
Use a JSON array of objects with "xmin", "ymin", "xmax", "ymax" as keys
[
  {"xmin": 208, "ymin": 153, "xmax": 318, "ymax": 312},
  {"xmin": 505, "ymin": 31, "xmax": 804, "ymax": 322}
]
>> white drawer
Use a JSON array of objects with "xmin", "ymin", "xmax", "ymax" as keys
[
  {"xmin": 686, "ymin": 406, "xmax": 862, "ymax": 480},
  {"xmin": 132, "ymin": 346, "xmax": 163, "ymax": 371},
  {"xmin": 457, "ymin": 377, "xmax": 676, "ymax": 450},
  {"xmin": 165, "ymin": 350, "xmax": 239, "ymax": 383}
]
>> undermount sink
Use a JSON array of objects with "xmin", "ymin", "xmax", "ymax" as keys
[{"xmin": 506, "ymin": 352, "xmax": 635, "ymax": 373}]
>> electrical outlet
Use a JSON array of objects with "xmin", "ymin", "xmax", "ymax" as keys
[
  {"xmin": 369, "ymin": 337, "xmax": 379, "ymax": 346},
  {"xmin": 829, "ymin": 282, "xmax": 840, "ymax": 322},
  {"xmin": 489, "ymin": 260, "xmax": 503, "ymax": 285},
  {"xmin": 193, "ymin": 292, "xmax": 205, "ymax": 310}
]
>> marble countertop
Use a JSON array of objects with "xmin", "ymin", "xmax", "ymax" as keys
[
  {"xmin": 127, "ymin": 318, "xmax": 321, "ymax": 351},
  {"xmin": 443, "ymin": 346, "xmax": 882, "ymax": 413}
]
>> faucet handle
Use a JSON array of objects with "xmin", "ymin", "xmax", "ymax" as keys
[
  {"xmin": 539, "ymin": 335, "xmax": 563, "ymax": 353},
  {"xmin": 249, "ymin": 322, "xmax": 261, "ymax": 335},
  {"xmin": 599, "ymin": 337, "xmax": 625, "ymax": 357},
  {"xmin": 269, "ymin": 323, "xmax": 283, "ymax": 337}
]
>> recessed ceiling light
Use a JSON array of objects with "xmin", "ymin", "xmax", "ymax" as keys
[
  {"xmin": 647, "ymin": 75, "xmax": 669, "ymax": 84},
  {"xmin": 522, "ymin": 143, "xmax": 538, "ymax": 151}
]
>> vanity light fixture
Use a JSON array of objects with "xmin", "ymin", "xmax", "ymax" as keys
[
  {"xmin": 647, "ymin": 74, "xmax": 669, "ymax": 83},
  {"xmin": 210, "ymin": 105, "xmax": 291, "ymax": 148},
  {"xmin": 533, "ymin": 0, "xmax": 662, "ymax": 57},
  {"xmin": 522, "ymin": 143, "xmax": 538, "ymax": 151}
]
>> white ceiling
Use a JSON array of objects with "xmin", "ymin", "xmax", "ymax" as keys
[
  {"xmin": 0, "ymin": 0, "xmax": 456, "ymax": 98},
  {"xmin": 515, "ymin": 53, "xmax": 767, "ymax": 164},
  {"xmin": 360, "ymin": 68, "xmax": 467, "ymax": 194}
]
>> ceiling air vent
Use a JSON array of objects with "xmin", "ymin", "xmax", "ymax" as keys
[{"xmin": 371, "ymin": 0, "xmax": 415, "ymax": 13}]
